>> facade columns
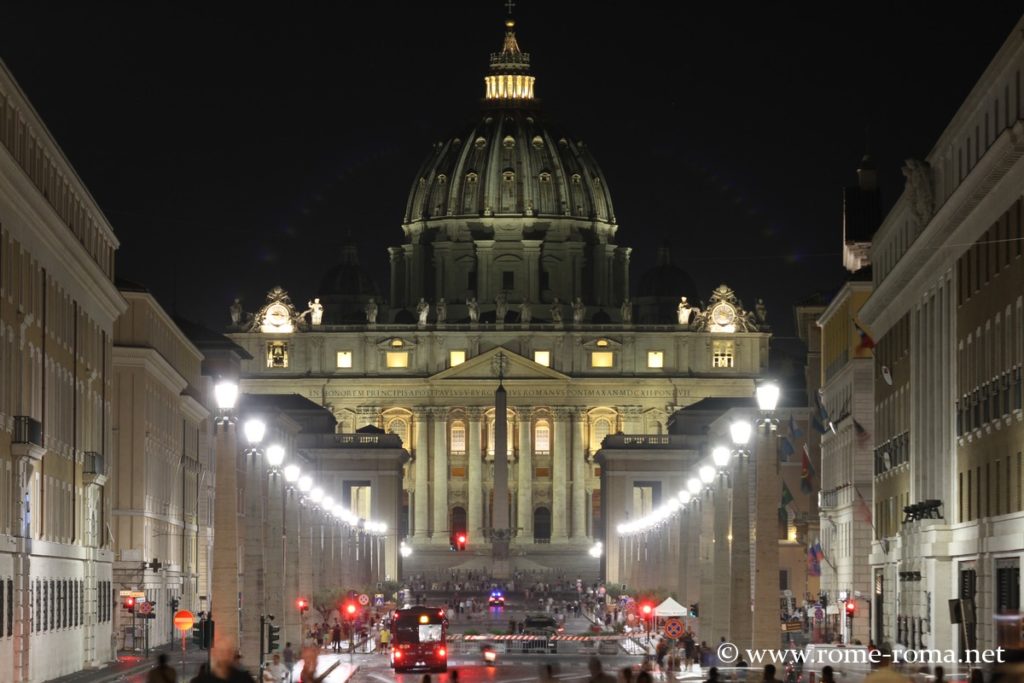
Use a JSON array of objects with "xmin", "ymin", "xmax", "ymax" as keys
[
  {"xmin": 752, "ymin": 426, "xmax": 781, "ymax": 651},
  {"xmin": 730, "ymin": 449, "xmax": 752, "ymax": 652},
  {"xmin": 298, "ymin": 500, "xmax": 313, "ymax": 642},
  {"xmin": 551, "ymin": 408, "xmax": 569, "ymax": 542},
  {"xmin": 431, "ymin": 408, "xmax": 449, "ymax": 543},
  {"xmin": 571, "ymin": 409, "xmax": 588, "ymax": 540},
  {"xmin": 284, "ymin": 487, "xmax": 302, "ymax": 647},
  {"xmin": 711, "ymin": 474, "xmax": 732, "ymax": 645},
  {"xmin": 241, "ymin": 446, "xmax": 266, "ymax": 665},
  {"xmin": 211, "ymin": 421, "xmax": 241, "ymax": 651},
  {"xmin": 413, "ymin": 408, "xmax": 429, "ymax": 542},
  {"xmin": 517, "ymin": 414, "xmax": 533, "ymax": 540},
  {"xmin": 467, "ymin": 408, "xmax": 484, "ymax": 541},
  {"xmin": 266, "ymin": 471, "xmax": 285, "ymax": 649}
]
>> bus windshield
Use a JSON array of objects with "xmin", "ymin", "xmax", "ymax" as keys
[{"xmin": 393, "ymin": 610, "xmax": 446, "ymax": 644}]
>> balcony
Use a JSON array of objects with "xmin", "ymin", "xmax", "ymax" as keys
[
  {"xmin": 83, "ymin": 451, "xmax": 107, "ymax": 485},
  {"xmin": 13, "ymin": 416, "xmax": 42, "ymax": 446},
  {"xmin": 297, "ymin": 432, "xmax": 405, "ymax": 450},
  {"xmin": 819, "ymin": 490, "xmax": 839, "ymax": 510}
]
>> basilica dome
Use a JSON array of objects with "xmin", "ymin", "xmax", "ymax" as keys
[{"xmin": 403, "ymin": 20, "xmax": 616, "ymax": 229}]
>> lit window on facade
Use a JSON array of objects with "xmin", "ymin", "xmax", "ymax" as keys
[
  {"xmin": 388, "ymin": 418, "xmax": 408, "ymax": 445},
  {"xmin": 391, "ymin": 338, "xmax": 404, "ymax": 347},
  {"xmin": 337, "ymin": 351, "xmax": 353, "ymax": 368},
  {"xmin": 647, "ymin": 351, "xmax": 664, "ymax": 368},
  {"xmin": 591, "ymin": 351, "xmax": 614, "ymax": 368},
  {"xmin": 713, "ymin": 340, "xmax": 735, "ymax": 368},
  {"xmin": 386, "ymin": 351, "xmax": 409, "ymax": 368},
  {"xmin": 535, "ymin": 420, "xmax": 551, "ymax": 453},
  {"xmin": 533, "ymin": 350, "xmax": 550, "ymax": 366},
  {"xmin": 450, "ymin": 421, "xmax": 466, "ymax": 453},
  {"xmin": 267, "ymin": 342, "xmax": 288, "ymax": 368},
  {"xmin": 592, "ymin": 418, "xmax": 611, "ymax": 450},
  {"xmin": 450, "ymin": 350, "xmax": 466, "ymax": 367},
  {"xmin": 596, "ymin": 339, "xmax": 609, "ymax": 347},
  {"xmin": 487, "ymin": 418, "xmax": 513, "ymax": 456}
]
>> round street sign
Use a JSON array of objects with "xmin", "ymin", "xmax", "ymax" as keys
[
  {"xmin": 357, "ymin": 593, "xmax": 370, "ymax": 606},
  {"xmin": 173, "ymin": 610, "xmax": 195, "ymax": 632},
  {"xmin": 663, "ymin": 617, "xmax": 685, "ymax": 640},
  {"xmin": 137, "ymin": 601, "xmax": 154, "ymax": 616}
]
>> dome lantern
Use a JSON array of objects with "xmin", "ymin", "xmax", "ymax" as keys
[{"xmin": 485, "ymin": 19, "xmax": 536, "ymax": 102}]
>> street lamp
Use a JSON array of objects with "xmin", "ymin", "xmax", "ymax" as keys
[
  {"xmin": 322, "ymin": 496, "xmax": 334, "ymax": 510},
  {"xmin": 678, "ymin": 490, "xmax": 692, "ymax": 508},
  {"xmin": 699, "ymin": 465, "xmax": 716, "ymax": 492},
  {"xmin": 310, "ymin": 487, "xmax": 324, "ymax": 506},
  {"xmin": 298, "ymin": 476, "xmax": 313, "ymax": 495},
  {"xmin": 730, "ymin": 419, "xmax": 752, "ymax": 450},
  {"xmin": 712, "ymin": 446, "xmax": 731, "ymax": 470},
  {"xmin": 756, "ymin": 380, "xmax": 781, "ymax": 431},
  {"xmin": 266, "ymin": 444, "xmax": 285, "ymax": 472},
  {"xmin": 214, "ymin": 380, "xmax": 239, "ymax": 424},
  {"xmin": 687, "ymin": 477, "xmax": 702, "ymax": 497},
  {"xmin": 243, "ymin": 419, "xmax": 266, "ymax": 449},
  {"xmin": 283, "ymin": 464, "xmax": 301, "ymax": 487}
]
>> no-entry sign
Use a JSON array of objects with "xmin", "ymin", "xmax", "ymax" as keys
[
  {"xmin": 663, "ymin": 617, "xmax": 685, "ymax": 639},
  {"xmin": 173, "ymin": 610, "xmax": 195, "ymax": 632}
]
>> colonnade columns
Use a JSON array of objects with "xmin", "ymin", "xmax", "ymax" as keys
[
  {"xmin": 516, "ymin": 414, "xmax": 533, "ymax": 541},
  {"xmin": 266, "ymin": 471, "xmax": 285, "ymax": 643},
  {"xmin": 684, "ymin": 505, "xmax": 700, "ymax": 613},
  {"xmin": 284, "ymin": 487, "xmax": 302, "ymax": 647},
  {"xmin": 711, "ymin": 474, "xmax": 732, "ymax": 644},
  {"xmin": 551, "ymin": 408, "xmax": 570, "ymax": 543},
  {"xmin": 729, "ymin": 450, "xmax": 752, "ymax": 651},
  {"xmin": 467, "ymin": 408, "xmax": 484, "ymax": 541},
  {"xmin": 298, "ymin": 502, "xmax": 313, "ymax": 640},
  {"xmin": 412, "ymin": 408, "xmax": 429, "ymax": 542},
  {"xmin": 211, "ymin": 421, "xmax": 241, "ymax": 651},
  {"xmin": 241, "ymin": 445, "xmax": 266, "ymax": 665},
  {"xmin": 431, "ymin": 408, "xmax": 449, "ymax": 544},
  {"xmin": 699, "ymin": 491, "xmax": 715, "ymax": 642},
  {"xmin": 571, "ymin": 409, "xmax": 588, "ymax": 541},
  {"xmin": 752, "ymin": 425, "xmax": 780, "ymax": 651}
]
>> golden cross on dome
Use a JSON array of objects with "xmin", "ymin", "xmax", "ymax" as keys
[{"xmin": 505, "ymin": 0, "xmax": 515, "ymax": 15}]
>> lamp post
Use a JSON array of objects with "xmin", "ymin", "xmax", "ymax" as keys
[
  {"xmin": 264, "ymin": 443, "xmax": 286, "ymax": 659},
  {"xmin": 211, "ymin": 380, "xmax": 241, "ymax": 652},
  {"xmin": 728, "ymin": 418, "xmax": 753, "ymax": 653},
  {"xmin": 241, "ymin": 419, "xmax": 268, "ymax": 666},
  {"xmin": 752, "ymin": 381, "xmax": 781, "ymax": 651}
]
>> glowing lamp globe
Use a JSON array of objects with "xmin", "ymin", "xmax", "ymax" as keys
[
  {"xmin": 310, "ymin": 487, "xmax": 324, "ymax": 504},
  {"xmin": 678, "ymin": 490, "xmax": 692, "ymax": 506},
  {"xmin": 243, "ymin": 419, "xmax": 266, "ymax": 446},
  {"xmin": 687, "ymin": 478, "xmax": 702, "ymax": 496},
  {"xmin": 214, "ymin": 381, "xmax": 238, "ymax": 411},
  {"xmin": 322, "ymin": 496, "xmax": 334, "ymax": 510},
  {"xmin": 283, "ymin": 464, "xmax": 301, "ymax": 483},
  {"xmin": 756, "ymin": 381, "xmax": 781, "ymax": 412},
  {"xmin": 266, "ymin": 444, "xmax": 285, "ymax": 468},
  {"xmin": 699, "ymin": 465, "xmax": 716, "ymax": 485},
  {"xmin": 712, "ymin": 446, "xmax": 731, "ymax": 468},
  {"xmin": 298, "ymin": 476, "xmax": 313, "ymax": 493},
  {"xmin": 730, "ymin": 419, "xmax": 752, "ymax": 446}
]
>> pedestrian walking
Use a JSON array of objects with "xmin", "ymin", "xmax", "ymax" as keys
[
  {"xmin": 262, "ymin": 654, "xmax": 288, "ymax": 683},
  {"xmin": 147, "ymin": 654, "xmax": 177, "ymax": 683},
  {"xmin": 331, "ymin": 623, "xmax": 342, "ymax": 653}
]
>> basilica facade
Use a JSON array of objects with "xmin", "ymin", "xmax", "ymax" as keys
[{"xmin": 228, "ymin": 19, "xmax": 772, "ymax": 574}]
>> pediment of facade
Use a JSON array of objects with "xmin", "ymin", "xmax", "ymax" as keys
[{"xmin": 430, "ymin": 346, "xmax": 569, "ymax": 382}]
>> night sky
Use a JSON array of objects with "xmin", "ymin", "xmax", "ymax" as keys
[{"xmin": 2, "ymin": 2, "xmax": 1023, "ymax": 337}]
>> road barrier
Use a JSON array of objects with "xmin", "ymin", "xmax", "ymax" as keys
[{"xmin": 446, "ymin": 632, "xmax": 641, "ymax": 656}]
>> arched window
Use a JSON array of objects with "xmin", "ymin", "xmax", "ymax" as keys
[
  {"xmin": 592, "ymin": 418, "xmax": 611, "ymax": 451},
  {"xmin": 534, "ymin": 420, "xmax": 551, "ymax": 453},
  {"xmin": 387, "ymin": 418, "xmax": 408, "ymax": 446},
  {"xmin": 486, "ymin": 418, "xmax": 513, "ymax": 456},
  {"xmin": 450, "ymin": 421, "xmax": 466, "ymax": 453}
]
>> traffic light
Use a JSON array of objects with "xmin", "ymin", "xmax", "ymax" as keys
[
  {"xmin": 344, "ymin": 602, "xmax": 358, "ymax": 620},
  {"xmin": 170, "ymin": 597, "xmax": 179, "ymax": 612},
  {"xmin": 455, "ymin": 533, "xmax": 467, "ymax": 551},
  {"xmin": 192, "ymin": 619, "xmax": 214, "ymax": 649},
  {"xmin": 297, "ymin": 597, "xmax": 309, "ymax": 613},
  {"xmin": 640, "ymin": 603, "xmax": 653, "ymax": 618},
  {"xmin": 690, "ymin": 603, "xmax": 699, "ymax": 618},
  {"xmin": 845, "ymin": 600, "xmax": 856, "ymax": 618},
  {"xmin": 267, "ymin": 622, "xmax": 281, "ymax": 651},
  {"xmin": 123, "ymin": 596, "xmax": 136, "ymax": 612}
]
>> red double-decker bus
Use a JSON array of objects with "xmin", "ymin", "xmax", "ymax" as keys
[{"xmin": 390, "ymin": 606, "xmax": 448, "ymax": 673}]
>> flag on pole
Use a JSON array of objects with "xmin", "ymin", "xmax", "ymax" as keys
[
  {"xmin": 807, "ymin": 542, "xmax": 824, "ymax": 577},
  {"xmin": 778, "ymin": 436, "xmax": 794, "ymax": 462},
  {"xmin": 853, "ymin": 419, "xmax": 871, "ymax": 447},
  {"xmin": 779, "ymin": 481, "xmax": 795, "ymax": 523},
  {"xmin": 801, "ymin": 444, "xmax": 816, "ymax": 494},
  {"xmin": 814, "ymin": 390, "xmax": 835, "ymax": 433},
  {"xmin": 854, "ymin": 486, "xmax": 873, "ymax": 524},
  {"xmin": 788, "ymin": 414, "xmax": 803, "ymax": 439},
  {"xmin": 854, "ymin": 320, "xmax": 876, "ymax": 352}
]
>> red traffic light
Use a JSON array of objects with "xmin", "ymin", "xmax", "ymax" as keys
[
  {"xmin": 296, "ymin": 598, "xmax": 309, "ymax": 612},
  {"xmin": 123, "ymin": 596, "xmax": 136, "ymax": 610},
  {"xmin": 845, "ymin": 600, "xmax": 856, "ymax": 617},
  {"xmin": 641, "ymin": 603, "xmax": 653, "ymax": 616},
  {"xmin": 458, "ymin": 534, "xmax": 466, "ymax": 544},
  {"xmin": 345, "ymin": 603, "xmax": 357, "ymax": 616}
]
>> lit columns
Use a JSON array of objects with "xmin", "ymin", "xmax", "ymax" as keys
[
  {"xmin": 728, "ymin": 418, "xmax": 753, "ymax": 653},
  {"xmin": 516, "ymin": 413, "xmax": 533, "ymax": 541},
  {"xmin": 413, "ymin": 409, "xmax": 430, "ymax": 542},
  {"xmin": 752, "ymin": 381, "xmax": 782, "ymax": 651},
  {"xmin": 709, "ymin": 446, "xmax": 733, "ymax": 645},
  {"xmin": 240, "ymin": 419, "xmax": 267, "ymax": 666},
  {"xmin": 431, "ymin": 408, "xmax": 449, "ymax": 544},
  {"xmin": 571, "ymin": 409, "xmax": 588, "ymax": 540},
  {"xmin": 211, "ymin": 380, "xmax": 241, "ymax": 652},
  {"xmin": 551, "ymin": 408, "xmax": 570, "ymax": 543},
  {"xmin": 283, "ymin": 464, "xmax": 302, "ymax": 646},
  {"xmin": 467, "ymin": 408, "xmax": 484, "ymax": 542},
  {"xmin": 265, "ymin": 443, "xmax": 286, "ymax": 644}
]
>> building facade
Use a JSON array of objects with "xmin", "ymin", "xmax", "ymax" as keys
[
  {"xmin": 860, "ymin": 14, "xmax": 1024, "ymax": 652},
  {"xmin": 0, "ymin": 60, "xmax": 125, "ymax": 682},
  {"xmin": 228, "ymin": 21, "xmax": 772, "ymax": 576}
]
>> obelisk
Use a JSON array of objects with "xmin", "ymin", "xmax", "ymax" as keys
[{"xmin": 491, "ymin": 354, "xmax": 511, "ymax": 576}]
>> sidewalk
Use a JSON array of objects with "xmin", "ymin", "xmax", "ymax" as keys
[{"xmin": 44, "ymin": 644, "xmax": 209, "ymax": 683}]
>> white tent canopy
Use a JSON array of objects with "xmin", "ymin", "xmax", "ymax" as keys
[{"xmin": 654, "ymin": 597, "xmax": 688, "ymax": 617}]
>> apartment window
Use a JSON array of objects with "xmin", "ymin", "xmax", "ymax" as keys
[
  {"xmin": 533, "ymin": 350, "xmax": 550, "ymax": 367},
  {"xmin": 647, "ymin": 351, "xmax": 664, "ymax": 368},
  {"xmin": 712, "ymin": 340, "xmax": 735, "ymax": 368},
  {"xmin": 780, "ymin": 569, "xmax": 790, "ymax": 591},
  {"xmin": 266, "ymin": 341, "xmax": 288, "ymax": 368},
  {"xmin": 386, "ymin": 352, "xmax": 409, "ymax": 368},
  {"xmin": 450, "ymin": 350, "xmax": 466, "ymax": 367},
  {"xmin": 502, "ymin": 271, "xmax": 514, "ymax": 290},
  {"xmin": 535, "ymin": 420, "xmax": 551, "ymax": 453},
  {"xmin": 336, "ymin": 351, "xmax": 353, "ymax": 368},
  {"xmin": 450, "ymin": 421, "xmax": 466, "ymax": 453},
  {"xmin": 591, "ymin": 352, "xmax": 614, "ymax": 368}
]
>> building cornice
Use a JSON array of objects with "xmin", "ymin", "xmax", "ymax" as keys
[
  {"xmin": 113, "ymin": 346, "xmax": 189, "ymax": 395},
  {"xmin": 861, "ymin": 120, "xmax": 1024, "ymax": 334},
  {"xmin": 120, "ymin": 290, "xmax": 205, "ymax": 364},
  {"xmin": 0, "ymin": 148, "xmax": 126, "ymax": 326},
  {"xmin": 816, "ymin": 281, "xmax": 872, "ymax": 328}
]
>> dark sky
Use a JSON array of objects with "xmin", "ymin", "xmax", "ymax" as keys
[{"xmin": 2, "ymin": 2, "xmax": 1022, "ymax": 336}]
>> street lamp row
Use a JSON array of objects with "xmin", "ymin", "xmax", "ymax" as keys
[
  {"xmin": 215, "ymin": 380, "xmax": 389, "ymax": 536},
  {"xmin": 615, "ymin": 379, "xmax": 780, "ymax": 537}
]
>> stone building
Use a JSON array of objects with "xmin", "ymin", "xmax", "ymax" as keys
[
  {"xmin": 860, "ymin": 14, "xmax": 1024, "ymax": 652},
  {"xmin": 228, "ymin": 19, "xmax": 772, "ymax": 576},
  {"xmin": 0, "ymin": 60, "xmax": 125, "ymax": 682}
]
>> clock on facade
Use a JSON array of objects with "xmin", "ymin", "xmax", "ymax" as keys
[
  {"xmin": 261, "ymin": 303, "xmax": 294, "ymax": 333},
  {"xmin": 709, "ymin": 303, "xmax": 737, "ymax": 332}
]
